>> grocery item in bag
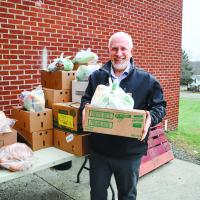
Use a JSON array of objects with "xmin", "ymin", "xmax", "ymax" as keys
[
  {"xmin": 47, "ymin": 53, "xmax": 74, "ymax": 71},
  {"xmin": 0, "ymin": 143, "xmax": 34, "ymax": 171},
  {"xmin": 73, "ymin": 48, "xmax": 98, "ymax": 64},
  {"xmin": 75, "ymin": 64, "xmax": 100, "ymax": 81},
  {"xmin": 91, "ymin": 78, "xmax": 134, "ymax": 110},
  {"xmin": 19, "ymin": 86, "xmax": 45, "ymax": 112},
  {"xmin": 0, "ymin": 111, "xmax": 16, "ymax": 134}
]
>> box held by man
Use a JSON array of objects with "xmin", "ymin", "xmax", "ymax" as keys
[{"xmin": 83, "ymin": 105, "xmax": 146, "ymax": 140}]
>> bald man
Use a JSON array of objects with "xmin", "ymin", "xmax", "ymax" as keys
[{"xmin": 80, "ymin": 32, "xmax": 166, "ymax": 200}]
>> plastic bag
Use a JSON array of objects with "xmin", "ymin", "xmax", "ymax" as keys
[
  {"xmin": 47, "ymin": 53, "xmax": 74, "ymax": 71},
  {"xmin": 19, "ymin": 86, "xmax": 45, "ymax": 112},
  {"xmin": 91, "ymin": 78, "xmax": 134, "ymax": 110},
  {"xmin": 0, "ymin": 111, "xmax": 16, "ymax": 134},
  {"xmin": 73, "ymin": 48, "xmax": 98, "ymax": 64},
  {"xmin": 75, "ymin": 64, "xmax": 101, "ymax": 81},
  {"xmin": 0, "ymin": 143, "xmax": 34, "ymax": 172}
]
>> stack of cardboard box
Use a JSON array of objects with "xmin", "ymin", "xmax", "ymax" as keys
[
  {"xmin": 41, "ymin": 70, "xmax": 90, "ymax": 157},
  {"xmin": 12, "ymin": 106, "xmax": 53, "ymax": 151},
  {"xmin": 41, "ymin": 70, "xmax": 75, "ymax": 108},
  {"xmin": 11, "ymin": 69, "xmax": 90, "ymax": 156},
  {"xmin": 52, "ymin": 102, "xmax": 90, "ymax": 156}
]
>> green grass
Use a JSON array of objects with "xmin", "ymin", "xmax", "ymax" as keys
[{"xmin": 167, "ymin": 98, "xmax": 200, "ymax": 158}]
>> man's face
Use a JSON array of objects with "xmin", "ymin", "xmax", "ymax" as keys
[{"xmin": 109, "ymin": 37, "xmax": 133, "ymax": 72}]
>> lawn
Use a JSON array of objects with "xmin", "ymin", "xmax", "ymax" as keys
[{"xmin": 167, "ymin": 98, "xmax": 200, "ymax": 158}]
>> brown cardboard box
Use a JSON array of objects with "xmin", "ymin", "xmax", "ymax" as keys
[
  {"xmin": 12, "ymin": 106, "xmax": 53, "ymax": 132},
  {"xmin": 43, "ymin": 88, "xmax": 72, "ymax": 108},
  {"xmin": 83, "ymin": 105, "xmax": 146, "ymax": 139},
  {"xmin": 41, "ymin": 70, "xmax": 75, "ymax": 90},
  {"xmin": 18, "ymin": 129, "xmax": 53, "ymax": 151},
  {"xmin": 52, "ymin": 102, "xmax": 81, "ymax": 134},
  {"xmin": 0, "ymin": 129, "xmax": 17, "ymax": 148},
  {"xmin": 72, "ymin": 80, "xmax": 88, "ymax": 103},
  {"xmin": 54, "ymin": 129, "xmax": 90, "ymax": 156}
]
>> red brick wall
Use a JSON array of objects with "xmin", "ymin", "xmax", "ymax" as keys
[{"xmin": 0, "ymin": 0, "xmax": 182, "ymax": 130}]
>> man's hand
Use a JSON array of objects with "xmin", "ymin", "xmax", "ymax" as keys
[{"xmin": 141, "ymin": 111, "xmax": 151, "ymax": 141}]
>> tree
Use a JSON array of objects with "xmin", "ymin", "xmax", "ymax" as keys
[{"xmin": 181, "ymin": 50, "xmax": 193, "ymax": 89}]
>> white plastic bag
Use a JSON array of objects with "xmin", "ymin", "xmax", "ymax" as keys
[
  {"xmin": 0, "ymin": 111, "xmax": 16, "ymax": 134},
  {"xmin": 75, "ymin": 64, "xmax": 100, "ymax": 81},
  {"xmin": 19, "ymin": 86, "xmax": 45, "ymax": 112},
  {"xmin": 47, "ymin": 53, "xmax": 74, "ymax": 71},
  {"xmin": 73, "ymin": 48, "xmax": 98, "ymax": 64},
  {"xmin": 91, "ymin": 78, "xmax": 134, "ymax": 110},
  {"xmin": 0, "ymin": 143, "xmax": 34, "ymax": 172}
]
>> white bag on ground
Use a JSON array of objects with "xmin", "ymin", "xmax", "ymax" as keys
[{"xmin": 91, "ymin": 78, "xmax": 134, "ymax": 110}]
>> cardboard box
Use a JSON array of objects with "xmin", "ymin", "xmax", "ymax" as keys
[
  {"xmin": 52, "ymin": 102, "xmax": 81, "ymax": 134},
  {"xmin": 72, "ymin": 80, "xmax": 88, "ymax": 103},
  {"xmin": 12, "ymin": 106, "xmax": 53, "ymax": 132},
  {"xmin": 0, "ymin": 129, "xmax": 17, "ymax": 148},
  {"xmin": 43, "ymin": 88, "xmax": 72, "ymax": 108},
  {"xmin": 41, "ymin": 70, "xmax": 75, "ymax": 90},
  {"xmin": 83, "ymin": 106, "xmax": 146, "ymax": 139},
  {"xmin": 18, "ymin": 129, "xmax": 53, "ymax": 151},
  {"xmin": 54, "ymin": 129, "xmax": 90, "ymax": 156}
]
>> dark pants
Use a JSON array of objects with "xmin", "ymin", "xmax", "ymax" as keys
[{"xmin": 89, "ymin": 152, "xmax": 142, "ymax": 200}]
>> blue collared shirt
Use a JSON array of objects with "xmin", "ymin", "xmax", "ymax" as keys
[{"xmin": 111, "ymin": 62, "xmax": 131, "ymax": 84}]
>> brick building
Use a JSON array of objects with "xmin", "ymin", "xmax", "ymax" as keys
[{"xmin": 0, "ymin": 0, "xmax": 182, "ymax": 130}]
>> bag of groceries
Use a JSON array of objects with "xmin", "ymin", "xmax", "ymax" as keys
[
  {"xmin": 19, "ymin": 86, "xmax": 45, "ymax": 112},
  {"xmin": 75, "ymin": 64, "xmax": 101, "ymax": 81},
  {"xmin": 0, "ymin": 111, "xmax": 16, "ymax": 134},
  {"xmin": 47, "ymin": 53, "xmax": 74, "ymax": 71},
  {"xmin": 91, "ymin": 78, "xmax": 134, "ymax": 110},
  {"xmin": 73, "ymin": 48, "xmax": 98, "ymax": 64},
  {"xmin": 0, "ymin": 143, "xmax": 34, "ymax": 172}
]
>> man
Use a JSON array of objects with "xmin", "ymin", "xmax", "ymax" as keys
[{"xmin": 80, "ymin": 32, "xmax": 166, "ymax": 200}]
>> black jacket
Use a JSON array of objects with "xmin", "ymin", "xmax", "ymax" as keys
[{"xmin": 80, "ymin": 58, "xmax": 166, "ymax": 158}]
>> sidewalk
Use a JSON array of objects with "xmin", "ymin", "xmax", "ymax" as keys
[{"xmin": 0, "ymin": 157, "xmax": 200, "ymax": 200}]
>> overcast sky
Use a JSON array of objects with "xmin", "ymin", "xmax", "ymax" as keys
[{"xmin": 182, "ymin": 0, "xmax": 200, "ymax": 61}]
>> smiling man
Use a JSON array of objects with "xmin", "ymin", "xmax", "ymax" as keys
[
  {"xmin": 109, "ymin": 32, "xmax": 133, "ymax": 76},
  {"xmin": 80, "ymin": 32, "xmax": 166, "ymax": 200}
]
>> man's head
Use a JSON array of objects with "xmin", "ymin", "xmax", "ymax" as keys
[{"xmin": 108, "ymin": 32, "xmax": 133, "ymax": 72}]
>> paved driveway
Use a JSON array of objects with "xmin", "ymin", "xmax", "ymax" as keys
[{"xmin": 180, "ymin": 91, "xmax": 200, "ymax": 99}]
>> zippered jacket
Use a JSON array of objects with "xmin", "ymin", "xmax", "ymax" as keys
[{"xmin": 80, "ymin": 58, "xmax": 166, "ymax": 158}]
